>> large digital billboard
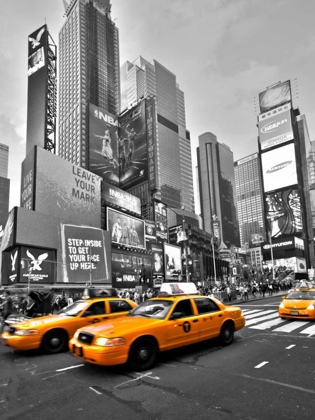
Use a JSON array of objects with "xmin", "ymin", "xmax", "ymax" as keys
[
  {"xmin": 265, "ymin": 188, "xmax": 303, "ymax": 237},
  {"xmin": 154, "ymin": 201, "xmax": 168, "ymax": 240},
  {"xmin": 61, "ymin": 224, "xmax": 111, "ymax": 284},
  {"xmin": 30, "ymin": 147, "xmax": 102, "ymax": 227},
  {"xmin": 258, "ymin": 104, "xmax": 293, "ymax": 151},
  {"xmin": 259, "ymin": 80, "xmax": 291, "ymax": 113},
  {"xmin": 111, "ymin": 252, "xmax": 152, "ymax": 288},
  {"xmin": 119, "ymin": 101, "xmax": 148, "ymax": 189},
  {"xmin": 151, "ymin": 243, "xmax": 164, "ymax": 277},
  {"xmin": 102, "ymin": 181, "xmax": 141, "ymax": 215},
  {"xmin": 107, "ymin": 208, "xmax": 145, "ymax": 249},
  {"xmin": 249, "ymin": 233, "xmax": 265, "ymax": 248},
  {"xmin": 261, "ymin": 143, "xmax": 298, "ymax": 192},
  {"xmin": 164, "ymin": 243, "xmax": 182, "ymax": 280},
  {"xmin": 89, "ymin": 104, "xmax": 120, "ymax": 186},
  {"xmin": 265, "ymin": 257, "xmax": 307, "ymax": 273}
]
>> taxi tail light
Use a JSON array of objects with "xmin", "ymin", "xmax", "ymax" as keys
[
  {"xmin": 15, "ymin": 329, "xmax": 39, "ymax": 336},
  {"xmin": 94, "ymin": 337, "xmax": 126, "ymax": 347},
  {"xmin": 307, "ymin": 302, "xmax": 315, "ymax": 310}
]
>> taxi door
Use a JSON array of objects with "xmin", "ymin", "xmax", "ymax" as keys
[
  {"xmin": 68, "ymin": 301, "xmax": 108, "ymax": 337},
  {"xmin": 193, "ymin": 297, "xmax": 223, "ymax": 340},
  {"xmin": 166, "ymin": 298, "xmax": 201, "ymax": 348}
]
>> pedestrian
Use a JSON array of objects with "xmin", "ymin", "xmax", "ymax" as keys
[
  {"xmin": 226, "ymin": 285, "xmax": 231, "ymax": 301},
  {"xmin": 0, "ymin": 291, "xmax": 14, "ymax": 333},
  {"xmin": 268, "ymin": 283, "xmax": 273, "ymax": 296},
  {"xmin": 244, "ymin": 286, "xmax": 249, "ymax": 301}
]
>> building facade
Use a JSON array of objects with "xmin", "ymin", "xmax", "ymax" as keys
[
  {"xmin": 197, "ymin": 132, "xmax": 240, "ymax": 248},
  {"xmin": 0, "ymin": 143, "xmax": 10, "ymax": 234},
  {"xmin": 58, "ymin": 0, "xmax": 120, "ymax": 169},
  {"xmin": 234, "ymin": 153, "xmax": 265, "ymax": 248},
  {"xmin": 120, "ymin": 57, "xmax": 194, "ymax": 213}
]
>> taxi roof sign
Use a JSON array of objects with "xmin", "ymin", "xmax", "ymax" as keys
[
  {"xmin": 159, "ymin": 282, "xmax": 199, "ymax": 297},
  {"xmin": 82, "ymin": 287, "xmax": 118, "ymax": 299}
]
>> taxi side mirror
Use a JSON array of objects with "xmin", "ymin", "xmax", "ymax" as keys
[{"xmin": 169, "ymin": 312, "xmax": 183, "ymax": 320}]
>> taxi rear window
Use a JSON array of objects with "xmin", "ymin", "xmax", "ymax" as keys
[
  {"xmin": 109, "ymin": 300, "xmax": 133, "ymax": 313},
  {"xmin": 128, "ymin": 299, "xmax": 173, "ymax": 319},
  {"xmin": 194, "ymin": 298, "xmax": 221, "ymax": 314},
  {"xmin": 286, "ymin": 291, "xmax": 315, "ymax": 300}
]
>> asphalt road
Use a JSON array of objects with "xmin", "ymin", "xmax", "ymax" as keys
[{"xmin": 1, "ymin": 295, "xmax": 314, "ymax": 420}]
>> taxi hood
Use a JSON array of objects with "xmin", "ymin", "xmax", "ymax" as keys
[{"xmin": 13, "ymin": 315, "xmax": 71, "ymax": 329}]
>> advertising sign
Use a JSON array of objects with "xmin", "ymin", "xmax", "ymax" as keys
[
  {"xmin": 21, "ymin": 150, "xmax": 35, "ymax": 210},
  {"xmin": 261, "ymin": 143, "xmax": 298, "ymax": 193},
  {"xmin": 249, "ymin": 233, "xmax": 265, "ymax": 248},
  {"xmin": 107, "ymin": 207, "xmax": 145, "ymax": 249},
  {"xmin": 212, "ymin": 219, "xmax": 221, "ymax": 242},
  {"xmin": 265, "ymin": 188, "xmax": 303, "ymax": 237},
  {"xmin": 262, "ymin": 236, "xmax": 296, "ymax": 251},
  {"xmin": 1, "ymin": 247, "xmax": 20, "ymax": 285},
  {"xmin": 258, "ymin": 104, "xmax": 293, "ymax": 151},
  {"xmin": 111, "ymin": 252, "xmax": 152, "ymax": 288},
  {"xmin": 151, "ymin": 243, "xmax": 164, "ymax": 277},
  {"xmin": 169, "ymin": 225, "xmax": 187, "ymax": 243},
  {"xmin": 102, "ymin": 181, "xmax": 141, "ymax": 215},
  {"xmin": 119, "ymin": 100, "xmax": 148, "ymax": 189},
  {"xmin": 144, "ymin": 220, "xmax": 157, "ymax": 241},
  {"xmin": 20, "ymin": 246, "xmax": 55, "ymax": 284},
  {"xmin": 265, "ymin": 257, "xmax": 307, "ymax": 273},
  {"xmin": 259, "ymin": 80, "xmax": 291, "ymax": 113},
  {"xmin": 236, "ymin": 153, "xmax": 258, "ymax": 166},
  {"xmin": 145, "ymin": 97, "xmax": 157, "ymax": 191},
  {"xmin": 89, "ymin": 104, "xmax": 120, "ymax": 186},
  {"xmin": 61, "ymin": 224, "xmax": 111, "ymax": 283},
  {"xmin": 164, "ymin": 243, "xmax": 182, "ymax": 280},
  {"xmin": 35, "ymin": 147, "xmax": 102, "ymax": 228},
  {"xmin": 154, "ymin": 201, "xmax": 168, "ymax": 240}
]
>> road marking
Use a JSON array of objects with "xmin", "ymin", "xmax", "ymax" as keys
[
  {"xmin": 246, "ymin": 313, "xmax": 279, "ymax": 326},
  {"xmin": 285, "ymin": 344, "xmax": 296, "ymax": 349},
  {"xmin": 250, "ymin": 318, "xmax": 285, "ymax": 330},
  {"xmin": 273, "ymin": 321, "xmax": 310, "ymax": 333},
  {"xmin": 56, "ymin": 364, "xmax": 84, "ymax": 372},
  {"xmin": 89, "ymin": 387, "xmax": 102, "ymax": 395},
  {"xmin": 242, "ymin": 309, "xmax": 262, "ymax": 315},
  {"xmin": 42, "ymin": 372, "xmax": 66, "ymax": 381},
  {"xmin": 299, "ymin": 324, "xmax": 315, "ymax": 336},
  {"xmin": 115, "ymin": 372, "xmax": 160, "ymax": 389},
  {"xmin": 254, "ymin": 361, "xmax": 269, "ymax": 369},
  {"xmin": 240, "ymin": 374, "xmax": 315, "ymax": 395},
  {"xmin": 245, "ymin": 310, "xmax": 276, "ymax": 320}
]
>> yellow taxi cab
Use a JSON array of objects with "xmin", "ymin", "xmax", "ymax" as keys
[
  {"xmin": 279, "ymin": 281, "xmax": 315, "ymax": 320},
  {"xmin": 69, "ymin": 283, "xmax": 245, "ymax": 371},
  {"xmin": 1, "ymin": 288, "xmax": 137, "ymax": 354}
]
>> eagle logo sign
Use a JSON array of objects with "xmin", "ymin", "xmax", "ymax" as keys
[
  {"xmin": 26, "ymin": 250, "xmax": 48, "ymax": 271},
  {"xmin": 29, "ymin": 27, "xmax": 45, "ymax": 49},
  {"xmin": 11, "ymin": 250, "xmax": 18, "ymax": 271}
]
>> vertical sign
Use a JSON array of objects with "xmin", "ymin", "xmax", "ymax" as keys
[
  {"xmin": 21, "ymin": 149, "xmax": 36, "ymax": 210},
  {"xmin": 146, "ymin": 97, "xmax": 157, "ymax": 191}
]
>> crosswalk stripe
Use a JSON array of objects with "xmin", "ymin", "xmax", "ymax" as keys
[
  {"xmin": 249, "ymin": 318, "xmax": 286, "ymax": 330},
  {"xmin": 299, "ymin": 325, "xmax": 315, "ymax": 335},
  {"xmin": 242, "ymin": 310, "xmax": 262, "ymax": 315},
  {"xmin": 245, "ymin": 312, "xmax": 279, "ymax": 326},
  {"xmin": 273, "ymin": 321, "xmax": 310, "ymax": 333},
  {"xmin": 245, "ymin": 310, "xmax": 276, "ymax": 320}
]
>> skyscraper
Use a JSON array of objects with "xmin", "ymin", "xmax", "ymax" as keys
[
  {"xmin": 234, "ymin": 153, "xmax": 265, "ymax": 248},
  {"xmin": 58, "ymin": 0, "xmax": 120, "ymax": 169},
  {"xmin": 197, "ymin": 132, "xmax": 239, "ymax": 248},
  {"xmin": 120, "ymin": 57, "xmax": 194, "ymax": 213},
  {"xmin": 0, "ymin": 143, "xmax": 9, "ymax": 178},
  {"xmin": 0, "ymin": 143, "xmax": 10, "ymax": 233}
]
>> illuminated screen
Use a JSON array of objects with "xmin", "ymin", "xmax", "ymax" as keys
[
  {"xmin": 89, "ymin": 104, "xmax": 120, "ymax": 186},
  {"xmin": 249, "ymin": 233, "xmax": 265, "ymax": 248},
  {"xmin": 107, "ymin": 207, "xmax": 145, "ymax": 249},
  {"xmin": 112, "ymin": 252, "xmax": 152, "ymax": 288},
  {"xmin": 261, "ymin": 143, "xmax": 297, "ymax": 192},
  {"xmin": 102, "ymin": 181, "xmax": 141, "ymax": 215},
  {"xmin": 20, "ymin": 246, "xmax": 56, "ymax": 284},
  {"xmin": 265, "ymin": 188, "xmax": 303, "ymax": 238},
  {"xmin": 258, "ymin": 104, "xmax": 293, "ymax": 151},
  {"xmin": 119, "ymin": 101, "xmax": 148, "ymax": 189},
  {"xmin": 154, "ymin": 201, "xmax": 168, "ymax": 240},
  {"xmin": 151, "ymin": 244, "xmax": 164, "ymax": 277},
  {"xmin": 259, "ymin": 80, "xmax": 291, "ymax": 113},
  {"xmin": 164, "ymin": 243, "xmax": 182, "ymax": 280}
]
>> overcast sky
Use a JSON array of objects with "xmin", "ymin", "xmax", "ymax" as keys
[{"xmin": 1, "ymin": 0, "xmax": 315, "ymax": 211}]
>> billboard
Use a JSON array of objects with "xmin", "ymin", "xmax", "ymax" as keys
[
  {"xmin": 259, "ymin": 80, "xmax": 291, "ymax": 113},
  {"xmin": 20, "ymin": 246, "xmax": 56, "ymax": 284},
  {"xmin": 164, "ymin": 243, "xmax": 182, "ymax": 280},
  {"xmin": 212, "ymin": 219, "xmax": 221, "ymax": 242},
  {"xmin": 102, "ymin": 181, "xmax": 141, "ymax": 215},
  {"xmin": 145, "ymin": 97, "xmax": 158, "ymax": 191},
  {"xmin": 249, "ymin": 233, "xmax": 265, "ymax": 248},
  {"xmin": 258, "ymin": 104, "xmax": 293, "ymax": 151},
  {"xmin": 111, "ymin": 252, "xmax": 152, "ymax": 288},
  {"xmin": 151, "ymin": 243, "xmax": 164, "ymax": 277},
  {"xmin": 154, "ymin": 201, "xmax": 168, "ymax": 240},
  {"xmin": 169, "ymin": 225, "xmax": 187, "ymax": 243},
  {"xmin": 265, "ymin": 257, "xmax": 307, "ymax": 273},
  {"xmin": 21, "ymin": 150, "xmax": 35, "ymax": 210},
  {"xmin": 261, "ymin": 143, "xmax": 298, "ymax": 192},
  {"xmin": 144, "ymin": 220, "xmax": 157, "ymax": 241},
  {"xmin": 89, "ymin": 104, "xmax": 120, "ymax": 186},
  {"xmin": 107, "ymin": 207, "xmax": 145, "ymax": 249},
  {"xmin": 61, "ymin": 224, "xmax": 111, "ymax": 283},
  {"xmin": 265, "ymin": 188, "xmax": 303, "ymax": 237},
  {"xmin": 262, "ymin": 236, "xmax": 298, "ymax": 251},
  {"xmin": 119, "ymin": 101, "xmax": 148, "ymax": 189},
  {"xmin": 32, "ymin": 147, "xmax": 102, "ymax": 227}
]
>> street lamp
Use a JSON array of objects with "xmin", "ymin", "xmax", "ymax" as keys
[{"xmin": 181, "ymin": 205, "xmax": 189, "ymax": 282}]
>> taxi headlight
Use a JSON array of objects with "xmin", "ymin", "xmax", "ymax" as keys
[
  {"xmin": 74, "ymin": 331, "xmax": 80, "ymax": 339},
  {"xmin": 279, "ymin": 302, "xmax": 285, "ymax": 309},
  {"xmin": 94, "ymin": 337, "xmax": 126, "ymax": 347},
  {"xmin": 15, "ymin": 329, "xmax": 39, "ymax": 336},
  {"xmin": 307, "ymin": 303, "xmax": 315, "ymax": 310}
]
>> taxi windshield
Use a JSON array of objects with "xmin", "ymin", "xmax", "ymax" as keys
[
  {"xmin": 58, "ymin": 301, "xmax": 89, "ymax": 316},
  {"xmin": 286, "ymin": 291, "xmax": 315, "ymax": 300},
  {"xmin": 128, "ymin": 299, "xmax": 173, "ymax": 319}
]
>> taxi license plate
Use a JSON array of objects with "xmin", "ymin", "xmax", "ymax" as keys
[
  {"xmin": 290, "ymin": 311, "xmax": 299, "ymax": 315},
  {"xmin": 73, "ymin": 345, "xmax": 83, "ymax": 357}
]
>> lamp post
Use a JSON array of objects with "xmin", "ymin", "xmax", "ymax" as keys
[
  {"xmin": 211, "ymin": 236, "xmax": 217, "ymax": 283},
  {"xmin": 181, "ymin": 205, "xmax": 188, "ymax": 282},
  {"xmin": 268, "ymin": 231, "xmax": 275, "ymax": 281}
]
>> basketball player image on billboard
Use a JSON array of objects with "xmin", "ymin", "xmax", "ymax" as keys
[{"xmin": 95, "ymin": 127, "xmax": 119, "ymax": 169}]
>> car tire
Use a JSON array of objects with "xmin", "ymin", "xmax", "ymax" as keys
[
  {"xmin": 129, "ymin": 337, "xmax": 158, "ymax": 372},
  {"xmin": 42, "ymin": 329, "xmax": 68, "ymax": 354},
  {"xmin": 219, "ymin": 322, "xmax": 234, "ymax": 346}
]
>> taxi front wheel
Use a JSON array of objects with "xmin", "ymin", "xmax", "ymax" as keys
[
  {"xmin": 42, "ymin": 329, "xmax": 68, "ymax": 354},
  {"xmin": 219, "ymin": 322, "xmax": 234, "ymax": 346},
  {"xmin": 129, "ymin": 337, "xmax": 158, "ymax": 371}
]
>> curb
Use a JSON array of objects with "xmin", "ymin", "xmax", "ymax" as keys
[{"xmin": 224, "ymin": 292, "xmax": 286, "ymax": 306}]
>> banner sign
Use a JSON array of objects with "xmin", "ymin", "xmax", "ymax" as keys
[
  {"xmin": 145, "ymin": 97, "xmax": 157, "ymax": 191},
  {"xmin": 258, "ymin": 104, "xmax": 293, "ymax": 151},
  {"xmin": 265, "ymin": 188, "xmax": 303, "ymax": 237},
  {"xmin": 154, "ymin": 201, "xmax": 168, "ymax": 240},
  {"xmin": 107, "ymin": 207, "xmax": 145, "ymax": 249},
  {"xmin": 102, "ymin": 181, "xmax": 141, "ymax": 215},
  {"xmin": 164, "ymin": 243, "xmax": 182, "ymax": 280},
  {"xmin": 259, "ymin": 80, "xmax": 291, "ymax": 113},
  {"xmin": 151, "ymin": 243, "xmax": 164, "ymax": 277},
  {"xmin": 21, "ymin": 150, "xmax": 35, "ymax": 210},
  {"xmin": 61, "ymin": 224, "xmax": 111, "ymax": 283}
]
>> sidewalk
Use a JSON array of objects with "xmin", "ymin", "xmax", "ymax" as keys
[{"xmin": 225, "ymin": 290, "xmax": 287, "ymax": 305}]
